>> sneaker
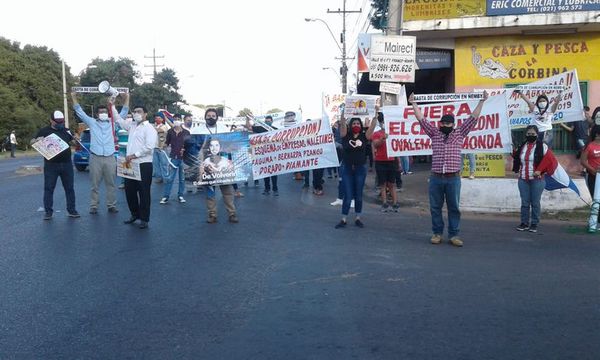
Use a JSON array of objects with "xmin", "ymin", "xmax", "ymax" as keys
[
  {"xmin": 381, "ymin": 203, "xmax": 390, "ymax": 212},
  {"xmin": 108, "ymin": 207, "xmax": 119, "ymax": 213},
  {"xmin": 68, "ymin": 211, "xmax": 81, "ymax": 218},
  {"xmin": 406, "ymin": 171, "xmax": 413, "ymax": 175},
  {"xmin": 159, "ymin": 197, "xmax": 168, "ymax": 204},
  {"xmin": 43, "ymin": 211, "xmax": 53, "ymax": 220},
  {"xmin": 449, "ymin": 236, "xmax": 464, "ymax": 247},
  {"xmin": 138, "ymin": 221, "xmax": 148, "ymax": 229},
  {"xmin": 178, "ymin": 196, "xmax": 186, "ymax": 203},
  {"xmin": 430, "ymin": 234, "xmax": 442, "ymax": 245},
  {"xmin": 313, "ymin": 189, "xmax": 324, "ymax": 196},
  {"xmin": 330, "ymin": 199, "xmax": 343, "ymax": 206},
  {"xmin": 529, "ymin": 224, "xmax": 538, "ymax": 233},
  {"xmin": 350, "ymin": 200, "xmax": 355, "ymax": 208},
  {"xmin": 262, "ymin": 190, "xmax": 270, "ymax": 195},
  {"xmin": 469, "ymin": 173, "xmax": 475, "ymax": 180},
  {"xmin": 89, "ymin": 207, "xmax": 98, "ymax": 215},
  {"xmin": 335, "ymin": 220, "xmax": 347, "ymax": 229},
  {"xmin": 229, "ymin": 214, "xmax": 239, "ymax": 223},
  {"xmin": 355, "ymin": 219, "xmax": 364, "ymax": 228},
  {"xmin": 207, "ymin": 216, "xmax": 218, "ymax": 224},
  {"xmin": 392, "ymin": 203, "xmax": 400, "ymax": 212},
  {"xmin": 516, "ymin": 223, "xmax": 529, "ymax": 231},
  {"xmin": 234, "ymin": 191, "xmax": 244, "ymax": 198},
  {"xmin": 124, "ymin": 216, "xmax": 137, "ymax": 224},
  {"xmin": 273, "ymin": 191, "xmax": 279, "ymax": 196}
]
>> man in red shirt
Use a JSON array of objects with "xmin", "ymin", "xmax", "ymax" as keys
[
  {"xmin": 409, "ymin": 92, "xmax": 488, "ymax": 247},
  {"xmin": 367, "ymin": 111, "xmax": 399, "ymax": 212}
]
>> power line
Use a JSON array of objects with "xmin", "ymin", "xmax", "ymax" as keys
[{"xmin": 144, "ymin": 48, "xmax": 164, "ymax": 78}]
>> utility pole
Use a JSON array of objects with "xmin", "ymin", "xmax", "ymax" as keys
[
  {"xmin": 328, "ymin": 0, "xmax": 361, "ymax": 94},
  {"xmin": 144, "ymin": 48, "xmax": 165, "ymax": 78},
  {"xmin": 387, "ymin": 0, "xmax": 404, "ymax": 36}
]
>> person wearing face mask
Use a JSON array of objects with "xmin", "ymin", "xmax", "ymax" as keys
[
  {"xmin": 31, "ymin": 111, "xmax": 80, "ymax": 220},
  {"xmin": 515, "ymin": 91, "xmax": 562, "ymax": 147},
  {"xmin": 335, "ymin": 114, "xmax": 378, "ymax": 229},
  {"xmin": 183, "ymin": 114, "xmax": 194, "ymax": 132},
  {"xmin": 72, "ymin": 92, "xmax": 128, "ymax": 215},
  {"xmin": 512, "ymin": 125, "xmax": 557, "ymax": 233},
  {"xmin": 112, "ymin": 97, "xmax": 158, "ymax": 229},
  {"xmin": 408, "ymin": 91, "xmax": 488, "ymax": 247},
  {"xmin": 160, "ymin": 120, "xmax": 190, "ymax": 204},
  {"xmin": 152, "ymin": 113, "xmax": 171, "ymax": 184},
  {"xmin": 580, "ymin": 125, "xmax": 600, "ymax": 202},
  {"xmin": 193, "ymin": 108, "xmax": 238, "ymax": 224}
]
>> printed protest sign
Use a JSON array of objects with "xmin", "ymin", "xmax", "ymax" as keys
[
  {"xmin": 476, "ymin": 70, "xmax": 584, "ymax": 128},
  {"xmin": 414, "ymin": 93, "xmax": 485, "ymax": 102},
  {"xmin": 344, "ymin": 94, "xmax": 380, "ymax": 126},
  {"xmin": 461, "ymin": 154, "xmax": 506, "ymax": 177},
  {"xmin": 117, "ymin": 156, "xmax": 141, "ymax": 180},
  {"xmin": 71, "ymin": 86, "xmax": 129, "ymax": 93},
  {"xmin": 250, "ymin": 119, "xmax": 338, "ymax": 180},
  {"xmin": 383, "ymin": 94, "xmax": 512, "ymax": 156},
  {"xmin": 32, "ymin": 133, "xmax": 69, "ymax": 160},
  {"xmin": 369, "ymin": 35, "xmax": 416, "ymax": 83},
  {"xmin": 184, "ymin": 132, "xmax": 252, "ymax": 186}
]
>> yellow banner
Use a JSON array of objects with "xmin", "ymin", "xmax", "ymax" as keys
[
  {"xmin": 404, "ymin": 0, "xmax": 485, "ymax": 21},
  {"xmin": 462, "ymin": 154, "xmax": 506, "ymax": 177},
  {"xmin": 455, "ymin": 33, "xmax": 600, "ymax": 87}
]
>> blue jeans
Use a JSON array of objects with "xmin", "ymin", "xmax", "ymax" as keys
[
  {"xmin": 163, "ymin": 158, "xmax": 185, "ymax": 198},
  {"xmin": 44, "ymin": 161, "xmax": 76, "ymax": 213},
  {"xmin": 342, "ymin": 164, "xmax": 367, "ymax": 215},
  {"xmin": 462, "ymin": 153, "xmax": 476, "ymax": 174},
  {"xmin": 401, "ymin": 156, "xmax": 410, "ymax": 173},
  {"xmin": 518, "ymin": 178, "xmax": 545, "ymax": 225},
  {"xmin": 152, "ymin": 149, "xmax": 169, "ymax": 179},
  {"xmin": 429, "ymin": 174, "xmax": 461, "ymax": 237}
]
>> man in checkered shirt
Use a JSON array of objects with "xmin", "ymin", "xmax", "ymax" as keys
[{"xmin": 408, "ymin": 91, "xmax": 488, "ymax": 247}]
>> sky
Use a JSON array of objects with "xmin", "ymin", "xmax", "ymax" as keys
[{"xmin": 0, "ymin": 0, "xmax": 377, "ymax": 119}]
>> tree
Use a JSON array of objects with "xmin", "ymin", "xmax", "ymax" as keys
[
  {"xmin": 266, "ymin": 108, "xmax": 283, "ymax": 114},
  {"xmin": 131, "ymin": 68, "xmax": 185, "ymax": 117},
  {"xmin": 370, "ymin": 0, "xmax": 389, "ymax": 30}
]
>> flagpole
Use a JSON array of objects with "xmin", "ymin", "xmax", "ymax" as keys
[{"xmin": 62, "ymin": 61, "xmax": 69, "ymax": 128}]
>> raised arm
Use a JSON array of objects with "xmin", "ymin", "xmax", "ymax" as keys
[
  {"xmin": 71, "ymin": 92, "xmax": 95, "ymax": 126},
  {"xmin": 515, "ymin": 90, "xmax": 536, "ymax": 113},
  {"xmin": 118, "ymin": 92, "xmax": 130, "ymax": 119},
  {"xmin": 459, "ymin": 91, "xmax": 488, "ymax": 136},
  {"xmin": 550, "ymin": 92, "xmax": 562, "ymax": 114},
  {"xmin": 339, "ymin": 113, "xmax": 348, "ymax": 138},
  {"xmin": 408, "ymin": 93, "xmax": 436, "ymax": 138},
  {"xmin": 365, "ymin": 106, "xmax": 380, "ymax": 140},
  {"xmin": 110, "ymin": 100, "xmax": 131, "ymax": 131}
]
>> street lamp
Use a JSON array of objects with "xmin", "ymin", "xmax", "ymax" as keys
[{"xmin": 305, "ymin": 18, "xmax": 348, "ymax": 93}]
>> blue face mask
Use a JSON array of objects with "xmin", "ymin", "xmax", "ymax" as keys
[{"xmin": 54, "ymin": 123, "xmax": 65, "ymax": 130}]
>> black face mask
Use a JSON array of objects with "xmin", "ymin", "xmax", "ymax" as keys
[
  {"xmin": 184, "ymin": 121, "xmax": 192, "ymax": 128},
  {"xmin": 526, "ymin": 135, "xmax": 537, "ymax": 143},
  {"xmin": 206, "ymin": 118, "xmax": 217, "ymax": 126},
  {"xmin": 440, "ymin": 126, "xmax": 453, "ymax": 135}
]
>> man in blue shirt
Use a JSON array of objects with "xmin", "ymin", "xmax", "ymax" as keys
[{"xmin": 72, "ymin": 92, "xmax": 129, "ymax": 214}]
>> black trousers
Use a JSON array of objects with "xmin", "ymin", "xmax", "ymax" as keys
[
  {"xmin": 313, "ymin": 168, "xmax": 325, "ymax": 190},
  {"xmin": 264, "ymin": 176, "xmax": 278, "ymax": 191},
  {"xmin": 125, "ymin": 162, "xmax": 153, "ymax": 222}
]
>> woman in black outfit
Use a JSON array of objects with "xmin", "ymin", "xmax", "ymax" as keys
[{"xmin": 336, "ymin": 114, "xmax": 378, "ymax": 228}]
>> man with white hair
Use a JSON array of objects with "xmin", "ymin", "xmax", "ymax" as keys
[{"xmin": 160, "ymin": 120, "xmax": 190, "ymax": 204}]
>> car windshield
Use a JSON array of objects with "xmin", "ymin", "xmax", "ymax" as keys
[{"xmin": 80, "ymin": 130, "xmax": 91, "ymax": 143}]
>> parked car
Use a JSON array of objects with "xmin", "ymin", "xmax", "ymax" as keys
[{"xmin": 73, "ymin": 129, "xmax": 91, "ymax": 171}]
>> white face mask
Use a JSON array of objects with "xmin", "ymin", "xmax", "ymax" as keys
[
  {"xmin": 98, "ymin": 113, "xmax": 109, "ymax": 121},
  {"xmin": 537, "ymin": 101, "xmax": 548, "ymax": 108},
  {"xmin": 133, "ymin": 113, "xmax": 143, "ymax": 123}
]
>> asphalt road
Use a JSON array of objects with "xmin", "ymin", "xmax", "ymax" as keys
[{"xmin": 1, "ymin": 156, "xmax": 599, "ymax": 359}]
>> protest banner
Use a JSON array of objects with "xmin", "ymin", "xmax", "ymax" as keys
[
  {"xmin": 369, "ymin": 35, "xmax": 416, "ymax": 83},
  {"xmin": 249, "ymin": 119, "xmax": 338, "ymax": 180},
  {"xmin": 322, "ymin": 93, "xmax": 346, "ymax": 125},
  {"xmin": 344, "ymin": 94, "xmax": 380, "ymax": 126},
  {"xmin": 476, "ymin": 70, "xmax": 584, "ymax": 128},
  {"xmin": 71, "ymin": 86, "xmax": 129, "ymax": 94},
  {"xmin": 184, "ymin": 132, "xmax": 252, "ymax": 186},
  {"xmin": 32, "ymin": 133, "xmax": 69, "ymax": 160},
  {"xmin": 413, "ymin": 93, "xmax": 485, "ymax": 102},
  {"xmin": 117, "ymin": 156, "xmax": 141, "ymax": 180},
  {"xmin": 383, "ymin": 94, "xmax": 512, "ymax": 156},
  {"xmin": 461, "ymin": 154, "xmax": 506, "ymax": 177}
]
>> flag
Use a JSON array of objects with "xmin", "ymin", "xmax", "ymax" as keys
[
  {"xmin": 158, "ymin": 109, "xmax": 175, "ymax": 124},
  {"xmin": 540, "ymin": 151, "xmax": 580, "ymax": 195}
]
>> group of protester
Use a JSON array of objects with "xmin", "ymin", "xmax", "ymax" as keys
[{"xmin": 29, "ymin": 88, "xmax": 597, "ymax": 246}]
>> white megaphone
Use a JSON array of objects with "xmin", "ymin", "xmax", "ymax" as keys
[{"xmin": 98, "ymin": 81, "xmax": 119, "ymax": 97}]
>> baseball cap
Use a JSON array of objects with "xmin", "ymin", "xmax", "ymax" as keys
[{"xmin": 51, "ymin": 110, "xmax": 65, "ymax": 122}]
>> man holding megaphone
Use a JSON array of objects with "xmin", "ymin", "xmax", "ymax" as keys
[{"xmin": 72, "ymin": 84, "xmax": 129, "ymax": 215}]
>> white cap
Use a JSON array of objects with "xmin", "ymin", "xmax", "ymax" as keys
[{"xmin": 51, "ymin": 110, "xmax": 65, "ymax": 122}]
